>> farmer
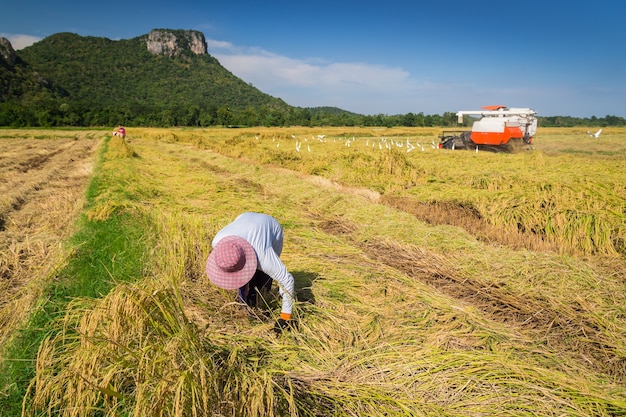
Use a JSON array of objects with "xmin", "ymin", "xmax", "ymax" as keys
[
  {"xmin": 115, "ymin": 125, "xmax": 126, "ymax": 139},
  {"xmin": 206, "ymin": 212, "xmax": 295, "ymax": 334}
]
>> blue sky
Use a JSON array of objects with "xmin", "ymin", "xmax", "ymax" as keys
[{"xmin": 2, "ymin": 0, "xmax": 625, "ymax": 117}]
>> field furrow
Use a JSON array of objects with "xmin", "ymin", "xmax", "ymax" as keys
[
  {"xmin": 0, "ymin": 134, "xmax": 99, "ymax": 344},
  {"xmin": 318, "ymin": 217, "xmax": 626, "ymax": 381}
]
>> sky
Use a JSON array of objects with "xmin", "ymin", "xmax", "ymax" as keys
[{"xmin": 2, "ymin": 0, "xmax": 625, "ymax": 117}]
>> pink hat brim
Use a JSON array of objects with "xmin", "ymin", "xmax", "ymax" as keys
[{"xmin": 206, "ymin": 236, "xmax": 257, "ymax": 290}]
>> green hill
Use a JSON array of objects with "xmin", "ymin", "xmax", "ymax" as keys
[
  {"xmin": 2, "ymin": 29, "xmax": 304, "ymax": 127},
  {"xmin": 0, "ymin": 37, "xmax": 67, "ymax": 126}
]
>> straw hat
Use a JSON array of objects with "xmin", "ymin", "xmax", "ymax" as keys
[{"xmin": 206, "ymin": 236, "xmax": 257, "ymax": 290}]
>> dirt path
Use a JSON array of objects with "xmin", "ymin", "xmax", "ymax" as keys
[{"xmin": 0, "ymin": 136, "xmax": 99, "ymax": 345}]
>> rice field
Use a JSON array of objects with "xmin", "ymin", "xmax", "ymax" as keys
[{"xmin": 0, "ymin": 127, "xmax": 625, "ymax": 416}]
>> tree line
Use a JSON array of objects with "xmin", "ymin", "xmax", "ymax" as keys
[{"xmin": 1, "ymin": 98, "xmax": 624, "ymax": 128}]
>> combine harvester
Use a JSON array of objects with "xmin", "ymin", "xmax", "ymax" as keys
[{"xmin": 439, "ymin": 105, "xmax": 537, "ymax": 152}]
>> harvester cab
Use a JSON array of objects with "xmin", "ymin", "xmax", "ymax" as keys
[{"xmin": 439, "ymin": 105, "xmax": 537, "ymax": 151}]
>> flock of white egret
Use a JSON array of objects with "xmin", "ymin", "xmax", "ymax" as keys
[{"xmin": 254, "ymin": 134, "xmax": 441, "ymax": 154}]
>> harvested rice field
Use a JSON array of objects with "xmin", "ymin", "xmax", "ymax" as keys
[{"xmin": 0, "ymin": 127, "xmax": 625, "ymax": 416}]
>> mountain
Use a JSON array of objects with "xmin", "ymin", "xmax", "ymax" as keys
[{"xmin": 2, "ymin": 29, "xmax": 296, "ymax": 127}]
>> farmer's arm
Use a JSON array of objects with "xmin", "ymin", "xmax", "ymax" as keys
[{"xmin": 259, "ymin": 250, "xmax": 295, "ymax": 319}]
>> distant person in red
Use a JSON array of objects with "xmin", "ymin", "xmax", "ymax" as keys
[{"xmin": 113, "ymin": 125, "xmax": 126, "ymax": 139}]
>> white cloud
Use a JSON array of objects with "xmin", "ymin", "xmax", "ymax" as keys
[
  {"xmin": 0, "ymin": 34, "xmax": 41, "ymax": 50},
  {"xmin": 208, "ymin": 40, "xmax": 439, "ymax": 114},
  {"xmin": 215, "ymin": 51, "xmax": 412, "ymax": 92},
  {"xmin": 205, "ymin": 39, "xmax": 234, "ymax": 51}
]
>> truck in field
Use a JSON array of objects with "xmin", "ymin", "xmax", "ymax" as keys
[{"xmin": 438, "ymin": 105, "xmax": 537, "ymax": 152}]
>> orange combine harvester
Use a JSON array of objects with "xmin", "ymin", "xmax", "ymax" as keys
[{"xmin": 439, "ymin": 105, "xmax": 538, "ymax": 152}]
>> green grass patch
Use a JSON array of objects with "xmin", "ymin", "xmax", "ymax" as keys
[{"xmin": 0, "ymin": 136, "xmax": 155, "ymax": 416}]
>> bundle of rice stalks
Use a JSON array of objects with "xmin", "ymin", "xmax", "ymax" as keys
[
  {"xmin": 26, "ymin": 277, "xmax": 460, "ymax": 417},
  {"xmin": 26, "ymin": 279, "xmax": 286, "ymax": 417},
  {"xmin": 106, "ymin": 135, "xmax": 137, "ymax": 159}
]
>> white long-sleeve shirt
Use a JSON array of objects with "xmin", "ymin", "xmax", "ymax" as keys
[{"xmin": 212, "ymin": 212, "xmax": 295, "ymax": 315}]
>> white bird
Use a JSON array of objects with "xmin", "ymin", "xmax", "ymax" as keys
[
  {"xmin": 587, "ymin": 128, "xmax": 602, "ymax": 138},
  {"xmin": 406, "ymin": 139, "xmax": 416, "ymax": 153}
]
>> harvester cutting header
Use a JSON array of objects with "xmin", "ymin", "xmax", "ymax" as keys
[{"xmin": 439, "ymin": 105, "xmax": 537, "ymax": 151}]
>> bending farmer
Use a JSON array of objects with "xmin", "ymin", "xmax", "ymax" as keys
[
  {"xmin": 113, "ymin": 125, "xmax": 126, "ymax": 139},
  {"xmin": 206, "ymin": 212, "xmax": 295, "ymax": 334}
]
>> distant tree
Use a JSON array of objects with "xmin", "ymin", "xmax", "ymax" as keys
[
  {"xmin": 401, "ymin": 112, "xmax": 416, "ymax": 126},
  {"xmin": 293, "ymin": 108, "xmax": 312, "ymax": 126},
  {"xmin": 217, "ymin": 106, "xmax": 233, "ymax": 127},
  {"xmin": 442, "ymin": 112, "xmax": 457, "ymax": 126},
  {"xmin": 199, "ymin": 111, "xmax": 214, "ymax": 127},
  {"xmin": 605, "ymin": 115, "xmax": 624, "ymax": 126},
  {"xmin": 239, "ymin": 106, "xmax": 260, "ymax": 126},
  {"xmin": 160, "ymin": 109, "xmax": 175, "ymax": 127}
]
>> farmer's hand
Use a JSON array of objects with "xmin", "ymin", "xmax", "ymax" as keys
[{"xmin": 273, "ymin": 318, "xmax": 290, "ymax": 335}]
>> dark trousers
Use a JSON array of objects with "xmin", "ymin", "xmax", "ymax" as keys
[{"xmin": 238, "ymin": 270, "xmax": 272, "ymax": 306}]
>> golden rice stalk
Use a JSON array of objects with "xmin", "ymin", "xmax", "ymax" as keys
[
  {"xmin": 25, "ymin": 276, "xmax": 319, "ymax": 416},
  {"xmin": 106, "ymin": 136, "xmax": 137, "ymax": 159}
]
